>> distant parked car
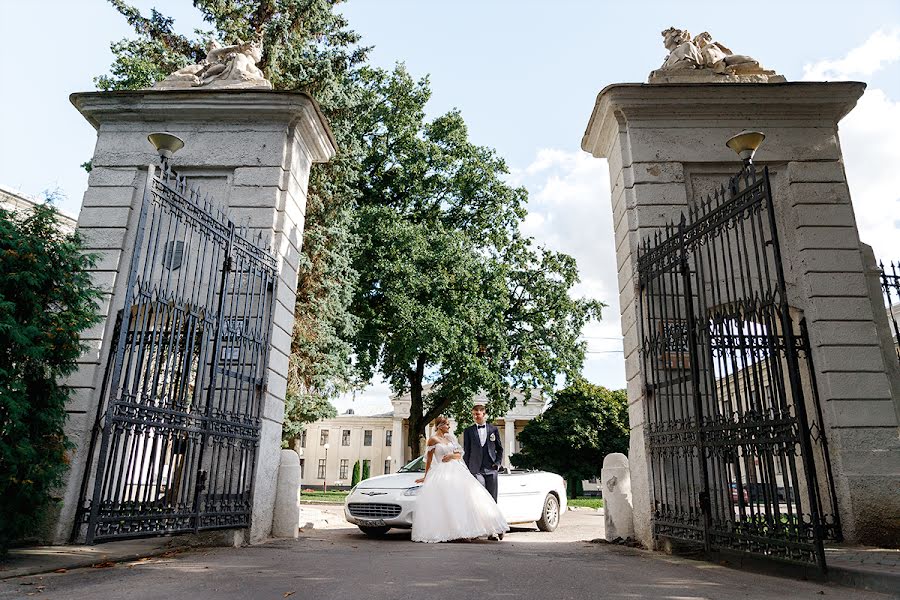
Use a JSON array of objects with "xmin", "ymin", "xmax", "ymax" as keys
[
  {"xmin": 344, "ymin": 456, "xmax": 567, "ymax": 537},
  {"xmin": 730, "ymin": 483, "xmax": 749, "ymax": 503}
]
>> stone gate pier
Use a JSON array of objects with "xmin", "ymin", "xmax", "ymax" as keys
[
  {"xmin": 582, "ymin": 77, "xmax": 900, "ymax": 549},
  {"xmin": 52, "ymin": 89, "xmax": 335, "ymax": 544}
]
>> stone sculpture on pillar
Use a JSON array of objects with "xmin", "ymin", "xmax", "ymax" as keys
[
  {"xmin": 649, "ymin": 27, "xmax": 785, "ymax": 84},
  {"xmin": 153, "ymin": 39, "xmax": 273, "ymax": 90}
]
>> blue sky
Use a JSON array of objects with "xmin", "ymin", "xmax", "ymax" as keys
[{"xmin": 2, "ymin": 1, "xmax": 899, "ymax": 414}]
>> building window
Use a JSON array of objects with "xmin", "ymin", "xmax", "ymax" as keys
[
  {"xmin": 320, "ymin": 430, "xmax": 329, "ymax": 446},
  {"xmin": 298, "ymin": 459, "xmax": 304, "ymax": 479},
  {"xmin": 342, "ymin": 429, "xmax": 351, "ymax": 446},
  {"xmin": 385, "ymin": 430, "xmax": 392, "ymax": 447},
  {"xmin": 339, "ymin": 459, "xmax": 349, "ymax": 479},
  {"xmin": 298, "ymin": 430, "xmax": 307, "ymax": 448},
  {"xmin": 363, "ymin": 430, "xmax": 373, "ymax": 446},
  {"xmin": 317, "ymin": 459, "xmax": 326, "ymax": 479},
  {"xmin": 384, "ymin": 459, "xmax": 391, "ymax": 475}
]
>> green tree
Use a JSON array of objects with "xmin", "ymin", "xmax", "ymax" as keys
[
  {"xmin": 351, "ymin": 67, "xmax": 604, "ymax": 458},
  {"xmin": 350, "ymin": 460, "xmax": 360, "ymax": 487},
  {"xmin": 0, "ymin": 202, "xmax": 102, "ymax": 553},
  {"xmin": 361, "ymin": 459, "xmax": 370, "ymax": 481},
  {"xmin": 96, "ymin": 0, "xmax": 369, "ymax": 447},
  {"xmin": 511, "ymin": 381, "xmax": 629, "ymax": 498},
  {"xmin": 282, "ymin": 392, "xmax": 337, "ymax": 451}
]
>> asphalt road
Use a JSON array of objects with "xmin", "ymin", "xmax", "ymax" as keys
[{"xmin": 1, "ymin": 507, "xmax": 891, "ymax": 600}]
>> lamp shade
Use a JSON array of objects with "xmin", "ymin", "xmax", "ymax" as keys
[
  {"xmin": 726, "ymin": 130, "xmax": 765, "ymax": 162},
  {"xmin": 147, "ymin": 132, "xmax": 185, "ymax": 160}
]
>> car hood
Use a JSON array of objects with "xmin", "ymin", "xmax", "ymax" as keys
[{"xmin": 354, "ymin": 472, "xmax": 421, "ymax": 490}]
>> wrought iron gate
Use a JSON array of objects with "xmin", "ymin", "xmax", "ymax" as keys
[
  {"xmin": 78, "ymin": 164, "xmax": 277, "ymax": 543},
  {"xmin": 637, "ymin": 167, "xmax": 841, "ymax": 569}
]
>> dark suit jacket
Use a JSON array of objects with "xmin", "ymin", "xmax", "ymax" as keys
[{"xmin": 463, "ymin": 423, "xmax": 503, "ymax": 476}]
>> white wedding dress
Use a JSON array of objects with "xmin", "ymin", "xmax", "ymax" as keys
[{"xmin": 410, "ymin": 434, "xmax": 509, "ymax": 543}]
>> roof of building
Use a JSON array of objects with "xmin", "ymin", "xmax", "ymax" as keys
[{"xmin": 0, "ymin": 184, "xmax": 78, "ymax": 231}]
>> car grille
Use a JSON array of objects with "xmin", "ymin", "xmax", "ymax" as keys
[{"xmin": 348, "ymin": 503, "xmax": 402, "ymax": 519}]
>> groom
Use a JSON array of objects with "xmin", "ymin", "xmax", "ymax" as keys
[{"xmin": 463, "ymin": 402, "xmax": 504, "ymax": 540}]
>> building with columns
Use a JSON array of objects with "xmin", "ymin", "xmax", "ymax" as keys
[{"xmin": 297, "ymin": 389, "xmax": 545, "ymax": 489}]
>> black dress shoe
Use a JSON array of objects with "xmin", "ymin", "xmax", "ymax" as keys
[{"xmin": 498, "ymin": 532, "xmax": 504, "ymax": 541}]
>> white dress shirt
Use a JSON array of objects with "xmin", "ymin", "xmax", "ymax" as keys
[{"xmin": 477, "ymin": 423, "xmax": 487, "ymax": 446}]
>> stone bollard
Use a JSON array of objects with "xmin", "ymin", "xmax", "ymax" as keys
[
  {"xmin": 601, "ymin": 453, "xmax": 634, "ymax": 541},
  {"xmin": 272, "ymin": 449, "xmax": 301, "ymax": 538}
]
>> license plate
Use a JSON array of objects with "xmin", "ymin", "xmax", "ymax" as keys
[{"xmin": 356, "ymin": 519, "xmax": 386, "ymax": 527}]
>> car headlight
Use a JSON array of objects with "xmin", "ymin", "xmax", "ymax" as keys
[{"xmin": 403, "ymin": 486, "xmax": 421, "ymax": 496}]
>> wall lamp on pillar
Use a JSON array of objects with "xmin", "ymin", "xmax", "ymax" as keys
[
  {"xmin": 147, "ymin": 132, "xmax": 185, "ymax": 166},
  {"xmin": 726, "ymin": 130, "xmax": 765, "ymax": 168}
]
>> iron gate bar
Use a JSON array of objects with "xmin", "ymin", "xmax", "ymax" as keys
[
  {"xmin": 638, "ymin": 166, "xmax": 840, "ymax": 569},
  {"xmin": 879, "ymin": 261, "xmax": 900, "ymax": 367},
  {"xmin": 80, "ymin": 164, "xmax": 277, "ymax": 543}
]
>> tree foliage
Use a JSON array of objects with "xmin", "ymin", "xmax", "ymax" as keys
[
  {"xmin": 511, "ymin": 381, "xmax": 629, "ymax": 497},
  {"xmin": 0, "ymin": 202, "xmax": 102, "ymax": 553},
  {"xmin": 351, "ymin": 67, "xmax": 604, "ymax": 456}
]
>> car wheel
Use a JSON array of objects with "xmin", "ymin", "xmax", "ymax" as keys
[
  {"xmin": 536, "ymin": 493, "xmax": 560, "ymax": 532},
  {"xmin": 358, "ymin": 525, "xmax": 391, "ymax": 538}
]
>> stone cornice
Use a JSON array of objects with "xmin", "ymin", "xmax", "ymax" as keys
[
  {"xmin": 70, "ymin": 89, "xmax": 337, "ymax": 163},
  {"xmin": 581, "ymin": 81, "xmax": 866, "ymax": 159}
]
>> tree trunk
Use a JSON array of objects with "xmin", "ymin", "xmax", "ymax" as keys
[{"xmin": 406, "ymin": 355, "xmax": 427, "ymax": 460}]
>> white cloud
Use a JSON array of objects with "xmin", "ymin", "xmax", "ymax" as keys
[
  {"xmin": 517, "ymin": 149, "xmax": 626, "ymax": 389},
  {"xmin": 801, "ymin": 28, "xmax": 900, "ymax": 260},
  {"xmin": 837, "ymin": 88, "xmax": 900, "ymax": 260},
  {"xmin": 802, "ymin": 28, "xmax": 900, "ymax": 81}
]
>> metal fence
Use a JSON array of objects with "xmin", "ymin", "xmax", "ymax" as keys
[{"xmin": 878, "ymin": 261, "xmax": 900, "ymax": 367}]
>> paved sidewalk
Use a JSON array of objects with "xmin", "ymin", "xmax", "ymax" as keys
[
  {"xmin": 826, "ymin": 546, "xmax": 900, "ymax": 596},
  {"xmin": 0, "ymin": 538, "xmax": 187, "ymax": 580}
]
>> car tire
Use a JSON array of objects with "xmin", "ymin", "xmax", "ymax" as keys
[
  {"xmin": 358, "ymin": 525, "xmax": 391, "ymax": 538},
  {"xmin": 536, "ymin": 493, "xmax": 560, "ymax": 532}
]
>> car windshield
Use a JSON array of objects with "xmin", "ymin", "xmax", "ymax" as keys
[{"xmin": 398, "ymin": 456, "xmax": 425, "ymax": 473}]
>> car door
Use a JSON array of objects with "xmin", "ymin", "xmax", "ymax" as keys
[{"xmin": 498, "ymin": 472, "xmax": 542, "ymax": 523}]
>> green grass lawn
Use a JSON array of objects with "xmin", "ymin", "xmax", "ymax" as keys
[
  {"xmin": 300, "ymin": 490, "xmax": 349, "ymax": 504},
  {"xmin": 567, "ymin": 497, "xmax": 604, "ymax": 509}
]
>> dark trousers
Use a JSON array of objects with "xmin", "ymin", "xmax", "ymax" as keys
[{"xmin": 475, "ymin": 472, "xmax": 499, "ymax": 503}]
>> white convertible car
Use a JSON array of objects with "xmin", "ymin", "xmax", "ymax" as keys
[{"xmin": 344, "ymin": 455, "xmax": 567, "ymax": 537}]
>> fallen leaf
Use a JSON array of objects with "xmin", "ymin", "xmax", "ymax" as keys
[
  {"xmin": 283, "ymin": 592, "xmax": 296, "ymax": 597},
  {"xmin": 53, "ymin": 568, "xmax": 67, "ymax": 574},
  {"xmin": 91, "ymin": 561, "xmax": 116, "ymax": 569}
]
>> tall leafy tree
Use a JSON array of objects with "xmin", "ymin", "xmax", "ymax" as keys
[
  {"xmin": 96, "ymin": 0, "xmax": 369, "ymax": 446},
  {"xmin": 511, "ymin": 381, "xmax": 630, "ymax": 497},
  {"xmin": 352, "ymin": 67, "xmax": 604, "ymax": 458}
]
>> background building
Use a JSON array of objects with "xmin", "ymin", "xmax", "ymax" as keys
[
  {"xmin": 0, "ymin": 184, "xmax": 77, "ymax": 233},
  {"xmin": 298, "ymin": 389, "xmax": 545, "ymax": 490}
]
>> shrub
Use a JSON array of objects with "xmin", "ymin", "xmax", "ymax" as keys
[
  {"xmin": 0, "ymin": 202, "xmax": 101, "ymax": 553},
  {"xmin": 351, "ymin": 460, "xmax": 361, "ymax": 487}
]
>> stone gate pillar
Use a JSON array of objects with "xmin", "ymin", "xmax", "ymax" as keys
[
  {"xmin": 53, "ymin": 90, "xmax": 335, "ymax": 543},
  {"xmin": 581, "ymin": 81, "xmax": 900, "ymax": 547}
]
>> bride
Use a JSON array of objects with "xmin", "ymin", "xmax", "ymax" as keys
[{"xmin": 411, "ymin": 416, "xmax": 509, "ymax": 543}]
